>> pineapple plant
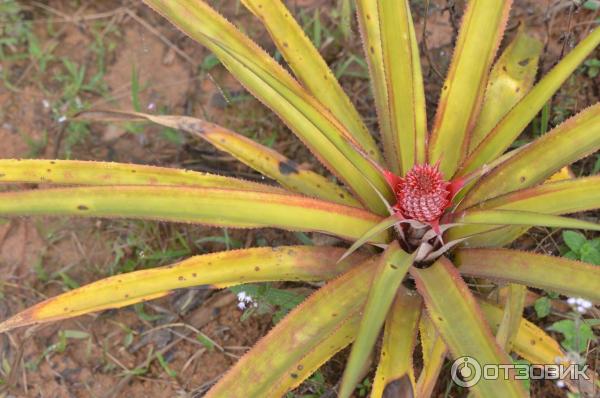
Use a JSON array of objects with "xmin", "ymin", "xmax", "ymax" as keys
[{"xmin": 0, "ymin": 0, "xmax": 599, "ymax": 396}]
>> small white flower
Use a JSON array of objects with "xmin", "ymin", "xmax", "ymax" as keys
[
  {"xmin": 147, "ymin": 102, "xmax": 156, "ymax": 111},
  {"xmin": 42, "ymin": 99, "xmax": 50, "ymax": 109},
  {"xmin": 580, "ymin": 299, "xmax": 593, "ymax": 309},
  {"xmin": 568, "ymin": 297, "xmax": 593, "ymax": 314},
  {"xmin": 556, "ymin": 380, "xmax": 565, "ymax": 388},
  {"xmin": 236, "ymin": 291, "xmax": 256, "ymax": 311},
  {"xmin": 57, "ymin": 115, "xmax": 67, "ymax": 123}
]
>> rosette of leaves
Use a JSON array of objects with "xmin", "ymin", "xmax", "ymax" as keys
[{"xmin": 0, "ymin": 1, "xmax": 599, "ymax": 397}]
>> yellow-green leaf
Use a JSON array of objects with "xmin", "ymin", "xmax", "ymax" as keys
[
  {"xmin": 206, "ymin": 257, "xmax": 378, "ymax": 397},
  {"xmin": 416, "ymin": 315, "xmax": 447, "ymax": 398},
  {"xmin": 470, "ymin": 28, "xmax": 542, "ymax": 151},
  {"xmin": 455, "ymin": 248, "xmax": 600, "ymax": 303},
  {"xmin": 371, "ymin": 288, "xmax": 421, "ymax": 398},
  {"xmin": 142, "ymin": 0, "xmax": 392, "ymax": 213},
  {"xmin": 0, "ymin": 186, "xmax": 387, "ymax": 243},
  {"xmin": 0, "ymin": 246, "xmax": 366, "ymax": 332},
  {"xmin": 355, "ymin": 0, "xmax": 396, "ymax": 171},
  {"xmin": 460, "ymin": 27, "xmax": 600, "ymax": 175},
  {"xmin": 429, "ymin": 0, "xmax": 512, "ymax": 178},
  {"xmin": 77, "ymin": 110, "xmax": 359, "ymax": 207},
  {"xmin": 411, "ymin": 257, "xmax": 528, "ymax": 398},
  {"xmin": 241, "ymin": 0, "xmax": 381, "ymax": 162},
  {"xmin": 495, "ymin": 284, "xmax": 526, "ymax": 351},
  {"xmin": 479, "ymin": 299, "xmax": 564, "ymax": 365},
  {"xmin": 378, "ymin": 0, "xmax": 427, "ymax": 174},
  {"xmin": 339, "ymin": 242, "xmax": 414, "ymax": 398},
  {"xmin": 457, "ymin": 209, "xmax": 600, "ymax": 232},
  {"xmin": 0, "ymin": 159, "xmax": 281, "ymax": 192},
  {"xmin": 461, "ymin": 103, "xmax": 600, "ymax": 207},
  {"xmin": 448, "ymin": 176, "xmax": 600, "ymax": 245}
]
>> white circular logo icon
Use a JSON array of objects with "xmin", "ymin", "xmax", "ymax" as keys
[{"xmin": 451, "ymin": 356, "xmax": 482, "ymax": 387}]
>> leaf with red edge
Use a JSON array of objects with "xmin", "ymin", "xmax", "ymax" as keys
[
  {"xmin": 411, "ymin": 257, "xmax": 528, "ymax": 398},
  {"xmin": 455, "ymin": 248, "xmax": 600, "ymax": 303},
  {"xmin": 0, "ymin": 246, "xmax": 367, "ymax": 332}
]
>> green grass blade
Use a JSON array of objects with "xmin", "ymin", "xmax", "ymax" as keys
[
  {"xmin": 0, "ymin": 246, "xmax": 367, "ymax": 332},
  {"xmin": 456, "ymin": 248, "xmax": 600, "ymax": 302},
  {"xmin": 411, "ymin": 257, "xmax": 528, "ymax": 398},
  {"xmin": 339, "ymin": 242, "xmax": 414, "ymax": 398}
]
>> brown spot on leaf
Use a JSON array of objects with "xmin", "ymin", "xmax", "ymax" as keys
[
  {"xmin": 77, "ymin": 205, "xmax": 89, "ymax": 211},
  {"xmin": 278, "ymin": 160, "xmax": 299, "ymax": 175},
  {"xmin": 518, "ymin": 58, "xmax": 530, "ymax": 66}
]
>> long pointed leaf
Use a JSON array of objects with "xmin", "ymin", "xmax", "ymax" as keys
[
  {"xmin": 448, "ymin": 176, "xmax": 600, "ymax": 244},
  {"xmin": 429, "ymin": 0, "xmax": 512, "ymax": 177},
  {"xmin": 0, "ymin": 246, "xmax": 366, "ymax": 332},
  {"xmin": 339, "ymin": 214, "xmax": 399, "ymax": 262},
  {"xmin": 142, "ymin": 0, "xmax": 392, "ymax": 213},
  {"xmin": 241, "ymin": 0, "xmax": 381, "ymax": 162},
  {"xmin": 77, "ymin": 110, "xmax": 359, "ymax": 207},
  {"xmin": 461, "ymin": 103, "xmax": 600, "ymax": 207},
  {"xmin": 479, "ymin": 300, "xmax": 564, "ymax": 365},
  {"xmin": 355, "ymin": 0, "xmax": 396, "ymax": 171},
  {"xmin": 470, "ymin": 28, "xmax": 542, "ymax": 151},
  {"xmin": 371, "ymin": 288, "xmax": 421, "ymax": 398},
  {"xmin": 460, "ymin": 27, "xmax": 600, "ymax": 175},
  {"xmin": 205, "ymin": 257, "xmax": 378, "ymax": 397},
  {"xmin": 0, "ymin": 159, "xmax": 281, "ymax": 192},
  {"xmin": 457, "ymin": 209, "xmax": 600, "ymax": 232},
  {"xmin": 495, "ymin": 284, "xmax": 526, "ymax": 351},
  {"xmin": 378, "ymin": 0, "xmax": 427, "ymax": 174},
  {"xmin": 0, "ymin": 186, "xmax": 387, "ymax": 243},
  {"xmin": 455, "ymin": 248, "xmax": 600, "ymax": 302},
  {"xmin": 411, "ymin": 257, "xmax": 528, "ymax": 398},
  {"xmin": 416, "ymin": 315, "xmax": 448, "ymax": 398},
  {"xmin": 339, "ymin": 243, "xmax": 414, "ymax": 398}
]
